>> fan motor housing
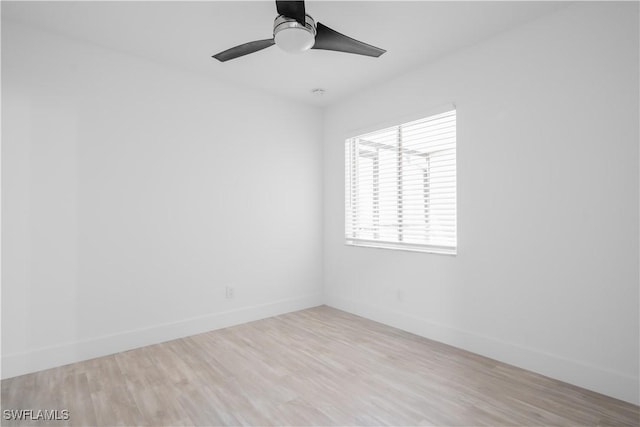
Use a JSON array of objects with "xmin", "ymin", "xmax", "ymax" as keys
[{"xmin": 273, "ymin": 14, "xmax": 317, "ymax": 52}]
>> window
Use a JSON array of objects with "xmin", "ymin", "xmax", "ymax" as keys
[{"xmin": 345, "ymin": 108, "xmax": 456, "ymax": 254}]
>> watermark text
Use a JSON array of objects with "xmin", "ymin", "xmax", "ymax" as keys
[{"xmin": 3, "ymin": 409, "xmax": 70, "ymax": 421}]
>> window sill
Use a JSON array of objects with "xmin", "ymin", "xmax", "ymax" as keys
[{"xmin": 345, "ymin": 240, "xmax": 457, "ymax": 256}]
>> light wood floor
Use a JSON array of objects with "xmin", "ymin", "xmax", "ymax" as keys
[{"xmin": 2, "ymin": 306, "xmax": 639, "ymax": 426}]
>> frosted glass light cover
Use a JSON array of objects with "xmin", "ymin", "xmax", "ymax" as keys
[{"xmin": 274, "ymin": 27, "xmax": 315, "ymax": 53}]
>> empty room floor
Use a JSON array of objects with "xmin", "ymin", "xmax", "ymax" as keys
[{"xmin": 2, "ymin": 306, "xmax": 638, "ymax": 426}]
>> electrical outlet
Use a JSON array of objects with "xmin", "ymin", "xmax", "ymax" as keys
[
  {"xmin": 396, "ymin": 289, "xmax": 404, "ymax": 303},
  {"xmin": 225, "ymin": 286, "xmax": 235, "ymax": 299}
]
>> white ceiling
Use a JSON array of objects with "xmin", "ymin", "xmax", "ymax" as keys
[{"xmin": 2, "ymin": 1, "xmax": 570, "ymax": 107}]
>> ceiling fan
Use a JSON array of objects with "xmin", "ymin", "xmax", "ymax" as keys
[{"xmin": 212, "ymin": 0, "xmax": 386, "ymax": 62}]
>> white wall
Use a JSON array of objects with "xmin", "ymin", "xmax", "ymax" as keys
[
  {"xmin": 323, "ymin": 2, "xmax": 639, "ymax": 404},
  {"xmin": 2, "ymin": 21, "xmax": 323, "ymax": 378}
]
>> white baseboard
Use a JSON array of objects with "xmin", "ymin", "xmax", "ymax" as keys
[
  {"xmin": 325, "ymin": 294, "xmax": 639, "ymax": 405},
  {"xmin": 2, "ymin": 294, "xmax": 323, "ymax": 380}
]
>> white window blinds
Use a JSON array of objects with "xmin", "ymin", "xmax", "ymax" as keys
[{"xmin": 345, "ymin": 109, "xmax": 457, "ymax": 254}]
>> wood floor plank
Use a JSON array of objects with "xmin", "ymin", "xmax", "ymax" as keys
[{"xmin": 2, "ymin": 306, "xmax": 638, "ymax": 426}]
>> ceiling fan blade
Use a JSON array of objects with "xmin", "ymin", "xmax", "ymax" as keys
[
  {"xmin": 212, "ymin": 39, "xmax": 275, "ymax": 62},
  {"xmin": 276, "ymin": 0, "xmax": 306, "ymax": 26},
  {"xmin": 312, "ymin": 22, "xmax": 386, "ymax": 58}
]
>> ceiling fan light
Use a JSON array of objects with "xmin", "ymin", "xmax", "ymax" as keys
[
  {"xmin": 275, "ymin": 27, "xmax": 315, "ymax": 53},
  {"xmin": 273, "ymin": 14, "xmax": 317, "ymax": 54}
]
